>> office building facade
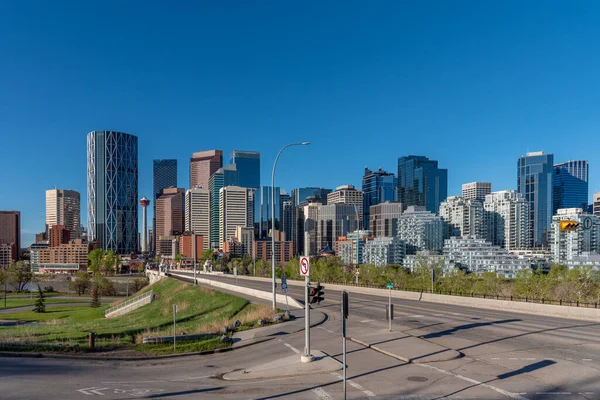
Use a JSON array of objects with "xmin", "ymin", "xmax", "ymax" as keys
[
  {"xmin": 316, "ymin": 203, "xmax": 360, "ymax": 251},
  {"xmin": 484, "ymin": 190, "xmax": 531, "ymax": 250},
  {"xmin": 336, "ymin": 230, "xmax": 371, "ymax": 265},
  {"xmin": 517, "ymin": 151, "xmax": 553, "ymax": 247},
  {"xmin": 439, "ymin": 196, "xmax": 485, "ymax": 239},
  {"xmin": 398, "ymin": 155, "xmax": 448, "ymax": 214},
  {"xmin": 254, "ymin": 186, "xmax": 282, "ymax": 239},
  {"xmin": 290, "ymin": 187, "xmax": 331, "ymax": 257},
  {"xmin": 369, "ymin": 201, "xmax": 403, "ymax": 238},
  {"xmin": 152, "ymin": 159, "xmax": 177, "ymax": 252},
  {"xmin": 0, "ymin": 211, "xmax": 20, "ymax": 261},
  {"xmin": 553, "ymin": 160, "xmax": 589, "ymax": 213},
  {"xmin": 155, "ymin": 188, "xmax": 185, "ymax": 239},
  {"xmin": 327, "ymin": 185, "xmax": 363, "ymax": 228},
  {"xmin": 185, "ymin": 187, "xmax": 210, "ymax": 250},
  {"xmin": 462, "ymin": 182, "xmax": 492, "ymax": 202},
  {"xmin": 190, "ymin": 150, "xmax": 223, "ymax": 189},
  {"xmin": 362, "ymin": 168, "xmax": 397, "ymax": 229},
  {"xmin": 363, "ymin": 236, "xmax": 406, "ymax": 267},
  {"xmin": 230, "ymin": 150, "xmax": 260, "ymax": 189},
  {"xmin": 46, "ymin": 188, "xmax": 80, "ymax": 238},
  {"xmin": 219, "ymin": 186, "xmax": 254, "ymax": 249}
]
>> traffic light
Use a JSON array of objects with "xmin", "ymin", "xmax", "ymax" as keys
[
  {"xmin": 309, "ymin": 282, "xmax": 324, "ymax": 304},
  {"xmin": 560, "ymin": 220, "xmax": 579, "ymax": 231}
]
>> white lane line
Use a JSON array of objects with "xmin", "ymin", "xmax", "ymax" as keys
[
  {"xmin": 508, "ymin": 358, "xmax": 518, "ymax": 360},
  {"xmin": 536, "ymin": 392, "xmax": 571, "ymax": 395},
  {"xmin": 418, "ymin": 364, "xmax": 530, "ymax": 400},
  {"xmin": 408, "ymin": 315, "xmax": 424, "ymax": 318},
  {"xmin": 582, "ymin": 358, "xmax": 592, "ymax": 361},
  {"xmin": 284, "ymin": 343, "xmax": 301, "ymax": 354},
  {"xmin": 318, "ymin": 326, "xmax": 335, "ymax": 334},
  {"xmin": 433, "ymin": 313, "xmax": 445, "ymax": 316},
  {"xmin": 523, "ymin": 358, "xmax": 536, "ymax": 361},
  {"xmin": 312, "ymin": 387, "xmax": 333, "ymax": 399},
  {"xmin": 360, "ymin": 319, "xmax": 374, "ymax": 323},
  {"xmin": 580, "ymin": 393, "xmax": 595, "ymax": 395},
  {"xmin": 491, "ymin": 358, "xmax": 500, "ymax": 360},
  {"xmin": 331, "ymin": 372, "xmax": 376, "ymax": 397}
]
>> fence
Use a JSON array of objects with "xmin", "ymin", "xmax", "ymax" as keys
[{"xmin": 104, "ymin": 290, "xmax": 154, "ymax": 317}]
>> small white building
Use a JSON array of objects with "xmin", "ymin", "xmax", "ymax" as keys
[{"xmin": 363, "ymin": 236, "xmax": 406, "ymax": 267}]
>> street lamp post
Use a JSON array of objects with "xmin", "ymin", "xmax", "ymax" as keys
[{"xmin": 271, "ymin": 142, "xmax": 310, "ymax": 309}]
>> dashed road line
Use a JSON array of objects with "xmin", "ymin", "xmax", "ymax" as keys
[
  {"xmin": 331, "ymin": 372, "xmax": 376, "ymax": 397},
  {"xmin": 418, "ymin": 364, "xmax": 530, "ymax": 400},
  {"xmin": 408, "ymin": 315, "xmax": 424, "ymax": 318},
  {"xmin": 536, "ymin": 392, "xmax": 571, "ymax": 395},
  {"xmin": 318, "ymin": 326, "xmax": 336, "ymax": 334},
  {"xmin": 582, "ymin": 359, "xmax": 593, "ymax": 361},
  {"xmin": 283, "ymin": 343, "xmax": 301, "ymax": 354},
  {"xmin": 312, "ymin": 387, "xmax": 333, "ymax": 399},
  {"xmin": 360, "ymin": 319, "xmax": 375, "ymax": 323}
]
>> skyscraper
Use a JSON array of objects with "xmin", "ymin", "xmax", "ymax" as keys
[
  {"xmin": 45, "ymin": 188, "xmax": 80, "ymax": 238},
  {"xmin": 290, "ymin": 187, "xmax": 332, "ymax": 255},
  {"xmin": 254, "ymin": 186, "xmax": 282, "ymax": 239},
  {"xmin": 369, "ymin": 201, "xmax": 403, "ymax": 238},
  {"xmin": 190, "ymin": 150, "xmax": 222, "ymax": 189},
  {"xmin": 553, "ymin": 160, "xmax": 589, "ymax": 213},
  {"xmin": 155, "ymin": 188, "xmax": 185, "ymax": 239},
  {"xmin": 219, "ymin": 186, "xmax": 254, "ymax": 249},
  {"xmin": 0, "ymin": 211, "xmax": 20, "ymax": 261},
  {"xmin": 327, "ymin": 185, "xmax": 363, "ymax": 228},
  {"xmin": 87, "ymin": 131, "xmax": 138, "ymax": 253},
  {"xmin": 185, "ymin": 187, "xmax": 210, "ymax": 250},
  {"xmin": 484, "ymin": 190, "xmax": 531, "ymax": 250},
  {"xmin": 316, "ymin": 203, "xmax": 360, "ymax": 251},
  {"xmin": 230, "ymin": 150, "xmax": 260, "ymax": 188},
  {"xmin": 362, "ymin": 167, "xmax": 397, "ymax": 229},
  {"xmin": 397, "ymin": 155, "xmax": 448, "ymax": 214},
  {"xmin": 462, "ymin": 182, "xmax": 492, "ymax": 202},
  {"xmin": 439, "ymin": 196, "xmax": 485, "ymax": 239},
  {"xmin": 208, "ymin": 165, "xmax": 238, "ymax": 249},
  {"xmin": 517, "ymin": 151, "xmax": 554, "ymax": 247},
  {"xmin": 152, "ymin": 159, "xmax": 177, "ymax": 253},
  {"xmin": 549, "ymin": 208, "xmax": 600, "ymax": 264}
]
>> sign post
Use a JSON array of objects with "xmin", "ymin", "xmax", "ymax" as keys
[
  {"xmin": 173, "ymin": 304, "xmax": 178, "ymax": 351},
  {"xmin": 281, "ymin": 275, "xmax": 289, "ymax": 311},
  {"xmin": 341, "ymin": 290, "xmax": 349, "ymax": 400},
  {"xmin": 234, "ymin": 266, "xmax": 237, "ymax": 286},
  {"xmin": 386, "ymin": 282, "xmax": 394, "ymax": 332},
  {"xmin": 300, "ymin": 256, "xmax": 313, "ymax": 363}
]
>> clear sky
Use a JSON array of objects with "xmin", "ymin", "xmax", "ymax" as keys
[{"xmin": 1, "ymin": 1, "xmax": 600, "ymax": 247}]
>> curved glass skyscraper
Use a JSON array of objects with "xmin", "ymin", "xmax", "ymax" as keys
[{"xmin": 87, "ymin": 131, "xmax": 138, "ymax": 254}]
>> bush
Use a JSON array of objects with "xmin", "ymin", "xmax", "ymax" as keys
[{"xmin": 43, "ymin": 286, "xmax": 55, "ymax": 293}]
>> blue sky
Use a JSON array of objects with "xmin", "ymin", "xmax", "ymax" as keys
[{"xmin": 1, "ymin": 1, "xmax": 600, "ymax": 247}]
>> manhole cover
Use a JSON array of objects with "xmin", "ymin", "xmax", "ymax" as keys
[{"xmin": 407, "ymin": 376, "xmax": 429, "ymax": 382}]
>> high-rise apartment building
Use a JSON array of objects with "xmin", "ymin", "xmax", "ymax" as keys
[
  {"xmin": 219, "ymin": 186, "xmax": 254, "ymax": 249},
  {"xmin": 462, "ymin": 182, "xmax": 492, "ymax": 202},
  {"xmin": 553, "ymin": 160, "xmax": 589, "ymax": 213},
  {"xmin": 484, "ymin": 191, "xmax": 531, "ymax": 250},
  {"xmin": 87, "ymin": 130, "xmax": 138, "ymax": 253},
  {"xmin": 397, "ymin": 206, "xmax": 444, "ymax": 254},
  {"xmin": 0, "ymin": 211, "xmax": 20, "ymax": 261},
  {"xmin": 363, "ymin": 236, "xmax": 406, "ymax": 267},
  {"xmin": 185, "ymin": 187, "xmax": 210, "ymax": 250},
  {"xmin": 254, "ymin": 186, "xmax": 282, "ymax": 239},
  {"xmin": 155, "ymin": 188, "xmax": 185, "ymax": 239},
  {"xmin": 45, "ymin": 188, "xmax": 80, "ymax": 238},
  {"xmin": 398, "ymin": 155, "xmax": 448, "ymax": 214},
  {"xmin": 303, "ymin": 201, "xmax": 321, "ymax": 256},
  {"xmin": 549, "ymin": 208, "xmax": 600, "ymax": 264},
  {"xmin": 369, "ymin": 201, "xmax": 403, "ymax": 238},
  {"xmin": 230, "ymin": 150, "xmax": 260, "ymax": 189},
  {"xmin": 316, "ymin": 203, "xmax": 359, "ymax": 251},
  {"xmin": 594, "ymin": 192, "xmax": 600, "ymax": 217},
  {"xmin": 362, "ymin": 168, "xmax": 397, "ymax": 229},
  {"xmin": 190, "ymin": 150, "xmax": 222, "ymax": 189},
  {"xmin": 327, "ymin": 185, "xmax": 363, "ymax": 228},
  {"xmin": 439, "ymin": 196, "xmax": 485, "ymax": 239},
  {"xmin": 336, "ymin": 230, "xmax": 371, "ymax": 265},
  {"xmin": 290, "ymin": 187, "xmax": 331, "ymax": 257},
  {"xmin": 517, "ymin": 151, "xmax": 554, "ymax": 247}
]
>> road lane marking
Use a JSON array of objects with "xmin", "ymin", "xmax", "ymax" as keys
[
  {"xmin": 330, "ymin": 372, "xmax": 376, "ymax": 397},
  {"xmin": 582, "ymin": 359, "xmax": 592, "ymax": 361},
  {"xmin": 318, "ymin": 326, "xmax": 335, "ymax": 334},
  {"xmin": 417, "ymin": 364, "xmax": 530, "ymax": 400},
  {"xmin": 536, "ymin": 392, "xmax": 571, "ymax": 395},
  {"xmin": 284, "ymin": 343, "xmax": 301, "ymax": 354},
  {"xmin": 360, "ymin": 319, "xmax": 374, "ymax": 323},
  {"xmin": 312, "ymin": 387, "xmax": 333, "ymax": 399}
]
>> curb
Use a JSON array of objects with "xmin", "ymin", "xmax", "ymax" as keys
[{"xmin": 349, "ymin": 337, "xmax": 462, "ymax": 364}]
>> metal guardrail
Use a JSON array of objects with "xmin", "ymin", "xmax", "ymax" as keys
[{"xmin": 104, "ymin": 290, "xmax": 154, "ymax": 317}]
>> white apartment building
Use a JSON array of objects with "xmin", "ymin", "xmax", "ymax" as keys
[
  {"xmin": 565, "ymin": 252, "xmax": 600, "ymax": 270},
  {"xmin": 439, "ymin": 196, "xmax": 485, "ymax": 239},
  {"xmin": 219, "ymin": 186, "xmax": 254, "ymax": 250},
  {"xmin": 303, "ymin": 202, "xmax": 321, "ymax": 256},
  {"xmin": 185, "ymin": 187, "xmax": 210, "ymax": 250},
  {"xmin": 403, "ymin": 250, "xmax": 446, "ymax": 273},
  {"xmin": 549, "ymin": 208, "xmax": 600, "ymax": 264},
  {"xmin": 594, "ymin": 192, "xmax": 600, "ymax": 217},
  {"xmin": 337, "ymin": 230, "xmax": 371, "ymax": 265},
  {"xmin": 462, "ymin": 182, "xmax": 492, "ymax": 202},
  {"xmin": 443, "ymin": 237, "xmax": 532, "ymax": 278},
  {"xmin": 484, "ymin": 190, "xmax": 531, "ymax": 250},
  {"xmin": 398, "ymin": 206, "xmax": 444, "ymax": 254},
  {"xmin": 369, "ymin": 201, "xmax": 403, "ymax": 238},
  {"xmin": 327, "ymin": 185, "xmax": 364, "ymax": 228},
  {"xmin": 363, "ymin": 236, "xmax": 406, "ymax": 267},
  {"xmin": 46, "ymin": 188, "xmax": 80, "ymax": 238}
]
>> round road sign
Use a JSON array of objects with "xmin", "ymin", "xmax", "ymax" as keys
[
  {"xmin": 300, "ymin": 257, "xmax": 310, "ymax": 276},
  {"xmin": 583, "ymin": 217, "xmax": 593, "ymax": 230}
]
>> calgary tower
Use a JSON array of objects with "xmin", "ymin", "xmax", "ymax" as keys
[{"xmin": 140, "ymin": 196, "xmax": 150, "ymax": 252}]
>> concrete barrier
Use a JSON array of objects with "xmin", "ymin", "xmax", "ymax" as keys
[
  {"xmin": 146, "ymin": 270, "xmax": 166, "ymax": 285},
  {"xmin": 105, "ymin": 290, "xmax": 154, "ymax": 318},
  {"xmin": 170, "ymin": 273, "xmax": 304, "ymax": 310},
  {"xmin": 206, "ymin": 274, "xmax": 600, "ymax": 322}
]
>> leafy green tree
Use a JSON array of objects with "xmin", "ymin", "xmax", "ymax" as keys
[
  {"xmin": 33, "ymin": 286, "xmax": 46, "ymax": 313},
  {"xmin": 102, "ymin": 250, "xmax": 118, "ymax": 275},
  {"xmin": 88, "ymin": 249, "xmax": 105, "ymax": 274},
  {"xmin": 439, "ymin": 269, "xmax": 471, "ymax": 294},
  {"xmin": 174, "ymin": 253, "xmax": 184, "ymax": 269},
  {"xmin": 154, "ymin": 254, "xmax": 162, "ymax": 264},
  {"xmin": 90, "ymin": 281, "xmax": 100, "ymax": 308},
  {"xmin": 7, "ymin": 261, "xmax": 33, "ymax": 292},
  {"xmin": 70, "ymin": 271, "xmax": 91, "ymax": 296},
  {"xmin": 472, "ymin": 272, "xmax": 503, "ymax": 296}
]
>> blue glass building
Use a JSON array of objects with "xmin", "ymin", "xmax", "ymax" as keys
[
  {"xmin": 87, "ymin": 131, "xmax": 138, "ymax": 254},
  {"xmin": 553, "ymin": 160, "xmax": 588, "ymax": 213},
  {"xmin": 397, "ymin": 156, "xmax": 447, "ymax": 214},
  {"xmin": 230, "ymin": 150, "xmax": 260, "ymax": 189},
  {"xmin": 254, "ymin": 186, "xmax": 282, "ymax": 239},
  {"xmin": 362, "ymin": 167, "xmax": 397, "ymax": 229},
  {"xmin": 153, "ymin": 159, "xmax": 177, "ymax": 200},
  {"xmin": 517, "ymin": 151, "xmax": 554, "ymax": 247}
]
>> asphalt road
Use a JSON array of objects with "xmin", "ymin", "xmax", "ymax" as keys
[{"xmin": 1, "ymin": 271, "xmax": 599, "ymax": 400}]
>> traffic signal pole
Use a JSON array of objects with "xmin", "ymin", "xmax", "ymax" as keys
[{"xmin": 301, "ymin": 276, "xmax": 314, "ymax": 363}]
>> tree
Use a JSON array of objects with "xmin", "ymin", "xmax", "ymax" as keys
[
  {"xmin": 33, "ymin": 286, "xmax": 46, "ymax": 313},
  {"xmin": 7, "ymin": 261, "xmax": 33, "ymax": 292},
  {"xmin": 102, "ymin": 250, "xmax": 118, "ymax": 275},
  {"xmin": 88, "ymin": 249, "xmax": 105, "ymax": 275},
  {"xmin": 90, "ymin": 281, "xmax": 101, "ymax": 308},
  {"xmin": 155, "ymin": 254, "xmax": 162, "ymax": 264},
  {"xmin": 132, "ymin": 277, "xmax": 148, "ymax": 293},
  {"xmin": 70, "ymin": 271, "xmax": 91, "ymax": 296},
  {"xmin": 174, "ymin": 253, "xmax": 184, "ymax": 269}
]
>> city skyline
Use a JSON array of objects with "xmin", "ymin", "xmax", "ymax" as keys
[{"xmin": 2, "ymin": 2, "xmax": 600, "ymax": 246}]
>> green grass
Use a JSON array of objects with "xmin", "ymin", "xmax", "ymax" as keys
[
  {"xmin": 0, "ymin": 298, "xmax": 90, "ymax": 310},
  {"xmin": 0, "ymin": 278, "xmax": 277, "ymax": 354},
  {"xmin": 133, "ymin": 337, "xmax": 229, "ymax": 355}
]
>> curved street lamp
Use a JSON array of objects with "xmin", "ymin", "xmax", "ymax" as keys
[{"xmin": 271, "ymin": 142, "xmax": 311, "ymax": 309}]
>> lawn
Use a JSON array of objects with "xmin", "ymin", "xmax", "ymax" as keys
[
  {"xmin": 0, "ymin": 298, "xmax": 90, "ymax": 310},
  {"xmin": 0, "ymin": 278, "xmax": 278, "ymax": 354}
]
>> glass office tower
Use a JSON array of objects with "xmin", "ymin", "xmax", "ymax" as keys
[
  {"xmin": 397, "ymin": 155, "xmax": 447, "ymax": 214},
  {"xmin": 254, "ymin": 186, "xmax": 282, "ymax": 239},
  {"xmin": 230, "ymin": 150, "xmax": 260, "ymax": 189},
  {"xmin": 518, "ymin": 151, "xmax": 554, "ymax": 247},
  {"xmin": 362, "ymin": 167, "xmax": 397, "ymax": 229},
  {"xmin": 87, "ymin": 130, "xmax": 138, "ymax": 254},
  {"xmin": 553, "ymin": 160, "xmax": 588, "ymax": 213}
]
